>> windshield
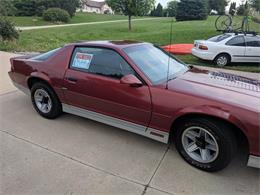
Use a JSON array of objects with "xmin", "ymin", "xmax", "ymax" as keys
[
  {"xmin": 208, "ymin": 34, "xmax": 231, "ymax": 42},
  {"xmin": 123, "ymin": 44, "xmax": 188, "ymax": 84}
]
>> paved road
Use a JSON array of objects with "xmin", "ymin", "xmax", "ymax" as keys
[
  {"xmin": 17, "ymin": 18, "xmax": 162, "ymax": 31},
  {"xmin": 0, "ymin": 52, "xmax": 259, "ymax": 195}
]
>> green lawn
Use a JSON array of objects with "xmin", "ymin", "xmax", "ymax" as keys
[
  {"xmin": 177, "ymin": 55, "xmax": 260, "ymax": 73},
  {"xmin": 1, "ymin": 16, "xmax": 259, "ymax": 72},
  {"xmin": 7, "ymin": 12, "xmax": 141, "ymax": 27}
]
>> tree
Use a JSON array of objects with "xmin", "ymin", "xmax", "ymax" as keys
[
  {"xmin": 0, "ymin": 0, "xmax": 17, "ymax": 16},
  {"xmin": 237, "ymin": 1, "xmax": 250, "ymax": 15},
  {"xmin": 106, "ymin": 0, "xmax": 155, "ymax": 30},
  {"xmin": 150, "ymin": 7, "xmax": 156, "ymax": 16},
  {"xmin": 208, "ymin": 0, "xmax": 228, "ymax": 15},
  {"xmin": 12, "ymin": 0, "xmax": 80, "ymax": 17},
  {"xmin": 155, "ymin": 3, "xmax": 163, "ymax": 17},
  {"xmin": 167, "ymin": 0, "xmax": 178, "ymax": 17},
  {"xmin": 176, "ymin": 0, "xmax": 208, "ymax": 21},
  {"xmin": 229, "ymin": 2, "xmax": 237, "ymax": 16},
  {"xmin": 250, "ymin": 0, "xmax": 260, "ymax": 11},
  {"xmin": 163, "ymin": 9, "xmax": 168, "ymax": 17},
  {"xmin": 12, "ymin": 0, "xmax": 38, "ymax": 16},
  {"xmin": 59, "ymin": 0, "xmax": 80, "ymax": 17},
  {"xmin": 237, "ymin": 4, "xmax": 245, "ymax": 15}
]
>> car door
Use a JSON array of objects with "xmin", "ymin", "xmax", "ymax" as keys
[
  {"xmin": 245, "ymin": 36, "xmax": 260, "ymax": 63},
  {"xmin": 63, "ymin": 46, "xmax": 152, "ymax": 129},
  {"xmin": 225, "ymin": 35, "xmax": 246, "ymax": 62}
]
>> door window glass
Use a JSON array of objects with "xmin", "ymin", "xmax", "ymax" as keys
[
  {"xmin": 70, "ymin": 47, "xmax": 135, "ymax": 79},
  {"xmin": 245, "ymin": 36, "xmax": 260, "ymax": 47},
  {"xmin": 226, "ymin": 36, "xmax": 245, "ymax": 46}
]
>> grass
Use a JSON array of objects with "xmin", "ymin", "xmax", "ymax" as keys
[
  {"xmin": 1, "ymin": 15, "xmax": 259, "ymax": 72},
  {"xmin": 7, "ymin": 12, "xmax": 141, "ymax": 27},
  {"xmin": 177, "ymin": 55, "xmax": 260, "ymax": 73}
]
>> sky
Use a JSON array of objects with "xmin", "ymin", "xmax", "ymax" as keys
[{"xmin": 156, "ymin": 0, "xmax": 244, "ymax": 8}]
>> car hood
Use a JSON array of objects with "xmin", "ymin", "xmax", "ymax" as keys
[{"xmin": 167, "ymin": 67, "xmax": 260, "ymax": 112}]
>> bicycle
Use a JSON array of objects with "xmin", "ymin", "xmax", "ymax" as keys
[{"xmin": 215, "ymin": 11, "xmax": 251, "ymax": 33}]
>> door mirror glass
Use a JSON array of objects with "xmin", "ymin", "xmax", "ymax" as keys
[{"xmin": 120, "ymin": 74, "xmax": 143, "ymax": 87}]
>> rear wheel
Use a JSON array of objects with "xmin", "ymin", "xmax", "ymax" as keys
[
  {"xmin": 215, "ymin": 15, "xmax": 232, "ymax": 31},
  {"xmin": 214, "ymin": 53, "xmax": 230, "ymax": 67},
  {"xmin": 31, "ymin": 82, "xmax": 62, "ymax": 119},
  {"xmin": 174, "ymin": 117, "xmax": 236, "ymax": 172}
]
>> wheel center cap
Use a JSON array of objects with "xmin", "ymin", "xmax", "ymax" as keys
[
  {"xmin": 42, "ymin": 97, "xmax": 49, "ymax": 104},
  {"xmin": 195, "ymin": 137, "xmax": 206, "ymax": 149}
]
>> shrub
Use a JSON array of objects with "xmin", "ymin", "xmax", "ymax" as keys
[
  {"xmin": 0, "ymin": 17, "xmax": 19, "ymax": 41},
  {"xmin": 252, "ymin": 15, "xmax": 260, "ymax": 23},
  {"xmin": 43, "ymin": 8, "xmax": 70, "ymax": 23},
  {"xmin": 176, "ymin": 0, "xmax": 208, "ymax": 21}
]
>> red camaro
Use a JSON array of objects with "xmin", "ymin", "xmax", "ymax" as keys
[{"xmin": 9, "ymin": 41, "xmax": 260, "ymax": 172}]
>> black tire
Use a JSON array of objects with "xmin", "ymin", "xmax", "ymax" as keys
[
  {"xmin": 31, "ymin": 82, "xmax": 62, "ymax": 119},
  {"xmin": 174, "ymin": 117, "xmax": 237, "ymax": 172},
  {"xmin": 215, "ymin": 15, "xmax": 232, "ymax": 31},
  {"xmin": 214, "ymin": 53, "xmax": 231, "ymax": 67}
]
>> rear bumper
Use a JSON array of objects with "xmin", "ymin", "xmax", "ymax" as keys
[
  {"xmin": 191, "ymin": 48, "xmax": 215, "ymax": 61},
  {"xmin": 12, "ymin": 81, "xmax": 30, "ymax": 95},
  {"xmin": 8, "ymin": 71, "xmax": 30, "ymax": 95},
  {"xmin": 247, "ymin": 155, "xmax": 260, "ymax": 169}
]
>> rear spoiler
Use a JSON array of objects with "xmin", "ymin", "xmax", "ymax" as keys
[
  {"xmin": 10, "ymin": 53, "xmax": 40, "ymax": 64},
  {"xmin": 10, "ymin": 54, "xmax": 38, "ymax": 71}
]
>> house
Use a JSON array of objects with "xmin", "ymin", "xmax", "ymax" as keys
[
  {"xmin": 80, "ymin": 0, "xmax": 113, "ymax": 14},
  {"xmin": 210, "ymin": 10, "xmax": 218, "ymax": 15}
]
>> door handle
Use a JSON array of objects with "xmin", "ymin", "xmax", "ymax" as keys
[{"xmin": 66, "ymin": 77, "xmax": 78, "ymax": 82}]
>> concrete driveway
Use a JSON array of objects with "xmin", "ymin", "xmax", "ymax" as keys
[{"xmin": 0, "ymin": 52, "xmax": 259, "ymax": 195}]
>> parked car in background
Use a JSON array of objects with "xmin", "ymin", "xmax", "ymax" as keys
[
  {"xmin": 192, "ymin": 33, "xmax": 260, "ymax": 66},
  {"xmin": 9, "ymin": 41, "xmax": 260, "ymax": 172}
]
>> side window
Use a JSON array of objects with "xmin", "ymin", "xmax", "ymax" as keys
[
  {"xmin": 245, "ymin": 36, "xmax": 260, "ymax": 47},
  {"xmin": 70, "ymin": 47, "xmax": 135, "ymax": 79},
  {"xmin": 226, "ymin": 36, "xmax": 245, "ymax": 46}
]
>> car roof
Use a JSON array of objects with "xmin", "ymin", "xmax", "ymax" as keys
[{"xmin": 68, "ymin": 40, "xmax": 149, "ymax": 49}]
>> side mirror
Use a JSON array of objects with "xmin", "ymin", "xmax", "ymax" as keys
[{"xmin": 120, "ymin": 74, "xmax": 143, "ymax": 87}]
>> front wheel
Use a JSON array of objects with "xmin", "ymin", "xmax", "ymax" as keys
[{"xmin": 174, "ymin": 117, "xmax": 236, "ymax": 172}]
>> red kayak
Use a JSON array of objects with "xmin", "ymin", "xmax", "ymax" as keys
[{"xmin": 162, "ymin": 44, "xmax": 193, "ymax": 55}]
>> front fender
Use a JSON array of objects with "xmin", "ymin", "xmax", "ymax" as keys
[{"xmin": 171, "ymin": 105, "xmax": 246, "ymax": 134}]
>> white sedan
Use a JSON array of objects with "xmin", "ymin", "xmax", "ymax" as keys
[{"xmin": 192, "ymin": 33, "xmax": 260, "ymax": 66}]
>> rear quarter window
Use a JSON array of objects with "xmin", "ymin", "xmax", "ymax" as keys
[
  {"xmin": 30, "ymin": 48, "xmax": 60, "ymax": 61},
  {"xmin": 208, "ymin": 34, "xmax": 231, "ymax": 42}
]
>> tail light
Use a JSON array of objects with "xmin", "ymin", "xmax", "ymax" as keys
[
  {"xmin": 10, "ymin": 58, "xmax": 15, "ymax": 72},
  {"xmin": 199, "ymin": 45, "xmax": 208, "ymax": 50}
]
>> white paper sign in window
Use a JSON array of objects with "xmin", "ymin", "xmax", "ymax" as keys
[{"xmin": 72, "ymin": 52, "xmax": 93, "ymax": 70}]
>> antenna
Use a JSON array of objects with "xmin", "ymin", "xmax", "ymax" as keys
[{"xmin": 166, "ymin": 18, "xmax": 174, "ymax": 89}]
